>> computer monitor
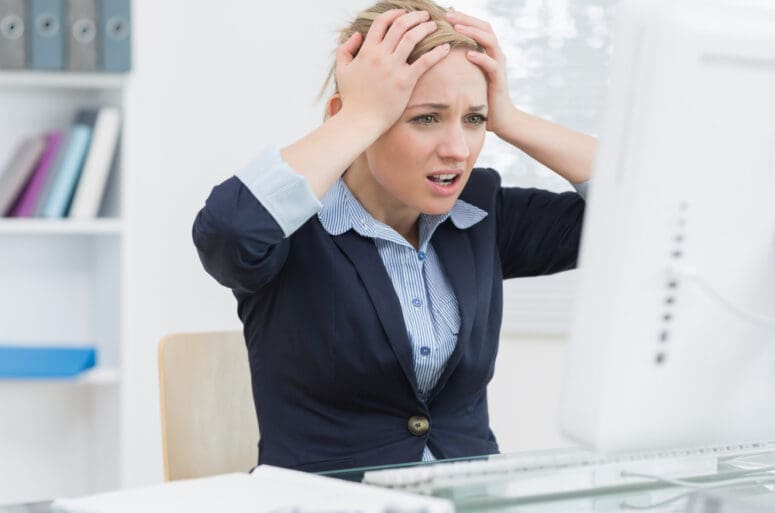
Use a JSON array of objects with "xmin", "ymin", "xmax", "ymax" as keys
[{"xmin": 559, "ymin": 0, "xmax": 775, "ymax": 453}]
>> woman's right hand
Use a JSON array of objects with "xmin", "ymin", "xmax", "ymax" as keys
[
  {"xmin": 280, "ymin": 10, "xmax": 448, "ymax": 200},
  {"xmin": 334, "ymin": 9, "xmax": 450, "ymax": 135}
]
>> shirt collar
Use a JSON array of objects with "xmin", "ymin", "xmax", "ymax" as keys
[{"xmin": 318, "ymin": 178, "xmax": 486, "ymax": 246}]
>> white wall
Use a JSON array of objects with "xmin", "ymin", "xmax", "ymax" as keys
[
  {"xmin": 123, "ymin": 0, "xmax": 372, "ymax": 487},
  {"xmin": 122, "ymin": 0, "xmax": 575, "ymax": 488}
]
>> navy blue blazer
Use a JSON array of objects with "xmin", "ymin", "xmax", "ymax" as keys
[{"xmin": 193, "ymin": 168, "xmax": 584, "ymax": 472}]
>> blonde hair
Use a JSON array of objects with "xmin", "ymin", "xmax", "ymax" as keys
[{"xmin": 320, "ymin": 0, "xmax": 484, "ymax": 104}]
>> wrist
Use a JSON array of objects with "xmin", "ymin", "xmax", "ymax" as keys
[
  {"xmin": 491, "ymin": 104, "xmax": 527, "ymax": 146},
  {"xmin": 336, "ymin": 105, "xmax": 391, "ymax": 143}
]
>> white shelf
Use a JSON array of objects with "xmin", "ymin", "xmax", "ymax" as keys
[
  {"xmin": 73, "ymin": 366, "xmax": 121, "ymax": 386},
  {"xmin": 0, "ymin": 366, "xmax": 120, "ymax": 386},
  {"xmin": 0, "ymin": 71, "xmax": 127, "ymax": 90},
  {"xmin": 0, "ymin": 218, "xmax": 123, "ymax": 235}
]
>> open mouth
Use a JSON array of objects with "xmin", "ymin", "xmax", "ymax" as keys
[{"xmin": 426, "ymin": 173, "xmax": 460, "ymax": 187}]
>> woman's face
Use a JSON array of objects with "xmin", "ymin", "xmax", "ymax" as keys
[{"xmin": 361, "ymin": 49, "xmax": 488, "ymax": 218}]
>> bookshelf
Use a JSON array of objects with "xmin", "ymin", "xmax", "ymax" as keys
[
  {"xmin": 0, "ymin": 73, "xmax": 126, "ymax": 503},
  {"xmin": 0, "ymin": 218, "xmax": 123, "ymax": 234}
]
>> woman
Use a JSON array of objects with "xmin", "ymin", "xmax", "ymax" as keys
[{"xmin": 193, "ymin": 0, "xmax": 595, "ymax": 472}]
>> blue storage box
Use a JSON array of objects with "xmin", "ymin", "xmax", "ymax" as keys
[{"xmin": 0, "ymin": 346, "xmax": 97, "ymax": 378}]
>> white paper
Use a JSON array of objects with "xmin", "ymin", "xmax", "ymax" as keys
[{"xmin": 51, "ymin": 465, "xmax": 454, "ymax": 513}]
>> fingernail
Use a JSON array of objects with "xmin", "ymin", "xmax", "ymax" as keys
[{"xmin": 445, "ymin": 10, "xmax": 456, "ymax": 18}]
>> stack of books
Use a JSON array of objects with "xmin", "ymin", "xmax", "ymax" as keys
[{"xmin": 0, "ymin": 106, "xmax": 121, "ymax": 219}]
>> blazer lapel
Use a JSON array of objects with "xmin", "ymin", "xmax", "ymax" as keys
[
  {"xmin": 331, "ymin": 231, "xmax": 419, "ymax": 395},
  {"xmin": 429, "ymin": 220, "xmax": 477, "ymax": 399}
]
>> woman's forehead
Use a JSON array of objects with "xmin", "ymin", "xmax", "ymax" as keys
[{"xmin": 410, "ymin": 49, "xmax": 488, "ymax": 105}]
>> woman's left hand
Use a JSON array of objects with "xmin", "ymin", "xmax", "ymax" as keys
[{"xmin": 446, "ymin": 9, "xmax": 515, "ymax": 136}]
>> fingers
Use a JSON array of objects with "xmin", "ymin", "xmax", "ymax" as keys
[
  {"xmin": 447, "ymin": 11, "xmax": 505, "ymax": 63},
  {"xmin": 363, "ymin": 9, "xmax": 408, "ymax": 48},
  {"xmin": 381, "ymin": 10, "xmax": 430, "ymax": 52},
  {"xmin": 444, "ymin": 9, "xmax": 491, "ymax": 32},
  {"xmin": 408, "ymin": 43, "xmax": 451, "ymax": 81},
  {"xmin": 343, "ymin": 8, "xmax": 450, "ymax": 88},
  {"xmin": 465, "ymin": 49, "xmax": 500, "ymax": 77},
  {"xmin": 393, "ymin": 21, "xmax": 438, "ymax": 61},
  {"xmin": 453, "ymin": 24, "xmax": 498, "ymax": 53},
  {"xmin": 336, "ymin": 32, "xmax": 363, "ymax": 70}
]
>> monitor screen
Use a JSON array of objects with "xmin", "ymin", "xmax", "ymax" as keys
[{"xmin": 559, "ymin": 0, "xmax": 775, "ymax": 453}]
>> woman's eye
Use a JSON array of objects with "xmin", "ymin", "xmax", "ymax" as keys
[
  {"xmin": 413, "ymin": 114, "xmax": 437, "ymax": 125},
  {"xmin": 467, "ymin": 114, "xmax": 488, "ymax": 125}
]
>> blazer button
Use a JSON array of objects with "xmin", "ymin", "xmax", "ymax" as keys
[{"xmin": 408, "ymin": 416, "xmax": 429, "ymax": 436}]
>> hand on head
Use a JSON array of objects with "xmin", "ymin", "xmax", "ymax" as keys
[
  {"xmin": 446, "ymin": 9, "xmax": 515, "ymax": 135},
  {"xmin": 331, "ymin": 4, "xmax": 515, "ymax": 140},
  {"xmin": 333, "ymin": 9, "xmax": 451, "ymax": 135}
]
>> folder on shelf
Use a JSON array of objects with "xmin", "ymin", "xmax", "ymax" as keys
[
  {"xmin": 69, "ymin": 107, "xmax": 121, "ymax": 218},
  {"xmin": 0, "ymin": 136, "xmax": 47, "ymax": 216},
  {"xmin": 0, "ymin": 0, "xmax": 26, "ymax": 68},
  {"xmin": 66, "ymin": 0, "xmax": 99, "ymax": 71},
  {"xmin": 29, "ymin": 0, "xmax": 65, "ymax": 70},
  {"xmin": 0, "ymin": 345, "xmax": 96, "ymax": 378},
  {"xmin": 40, "ymin": 120, "xmax": 94, "ymax": 218},
  {"xmin": 100, "ymin": 0, "xmax": 131, "ymax": 72},
  {"xmin": 7, "ymin": 131, "xmax": 64, "ymax": 217}
]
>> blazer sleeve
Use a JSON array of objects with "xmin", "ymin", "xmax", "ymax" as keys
[
  {"xmin": 193, "ymin": 147, "xmax": 322, "ymax": 293},
  {"xmin": 496, "ymin": 184, "xmax": 586, "ymax": 279},
  {"xmin": 192, "ymin": 176, "xmax": 292, "ymax": 294}
]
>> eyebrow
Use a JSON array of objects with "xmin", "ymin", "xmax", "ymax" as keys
[{"xmin": 406, "ymin": 103, "xmax": 487, "ymax": 111}]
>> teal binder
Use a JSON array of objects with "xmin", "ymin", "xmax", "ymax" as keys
[
  {"xmin": 29, "ymin": 0, "xmax": 64, "ymax": 70},
  {"xmin": 40, "ymin": 124, "xmax": 93, "ymax": 218},
  {"xmin": 100, "ymin": 0, "xmax": 131, "ymax": 72}
]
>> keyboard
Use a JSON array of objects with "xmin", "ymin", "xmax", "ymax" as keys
[{"xmin": 362, "ymin": 441, "xmax": 775, "ymax": 500}]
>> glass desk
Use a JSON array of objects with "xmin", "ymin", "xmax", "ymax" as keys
[
  {"xmin": 5, "ymin": 445, "xmax": 775, "ymax": 513},
  {"xmin": 320, "ymin": 443, "xmax": 775, "ymax": 512}
]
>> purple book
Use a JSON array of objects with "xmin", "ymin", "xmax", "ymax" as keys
[{"xmin": 8, "ymin": 132, "xmax": 65, "ymax": 217}]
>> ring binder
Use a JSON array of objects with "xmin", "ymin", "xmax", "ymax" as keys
[
  {"xmin": 101, "ymin": 0, "xmax": 131, "ymax": 72},
  {"xmin": 66, "ymin": 0, "xmax": 99, "ymax": 71},
  {"xmin": 0, "ymin": 0, "xmax": 26, "ymax": 68},
  {"xmin": 30, "ymin": 0, "xmax": 64, "ymax": 70}
]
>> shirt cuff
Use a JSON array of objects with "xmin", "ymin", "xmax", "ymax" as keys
[
  {"xmin": 236, "ymin": 146, "xmax": 322, "ymax": 237},
  {"xmin": 572, "ymin": 180, "xmax": 590, "ymax": 200}
]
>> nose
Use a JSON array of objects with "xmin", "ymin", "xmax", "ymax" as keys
[{"xmin": 437, "ymin": 123, "xmax": 470, "ymax": 162}]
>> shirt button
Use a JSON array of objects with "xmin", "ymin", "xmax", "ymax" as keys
[
  {"xmin": 408, "ymin": 416, "xmax": 430, "ymax": 436},
  {"xmin": 411, "ymin": 298, "xmax": 423, "ymax": 308},
  {"xmin": 420, "ymin": 346, "xmax": 431, "ymax": 356},
  {"xmin": 417, "ymin": 251, "xmax": 426, "ymax": 261}
]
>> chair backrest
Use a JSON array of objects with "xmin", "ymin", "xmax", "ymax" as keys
[{"xmin": 158, "ymin": 330, "xmax": 259, "ymax": 481}]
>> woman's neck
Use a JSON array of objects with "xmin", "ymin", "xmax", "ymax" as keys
[{"xmin": 343, "ymin": 158, "xmax": 421, "ymax": 249}]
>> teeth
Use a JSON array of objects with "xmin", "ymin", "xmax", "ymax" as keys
[{"xmin": 428, "ymin": 174, "xmax": 457, "ymax": 186}]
